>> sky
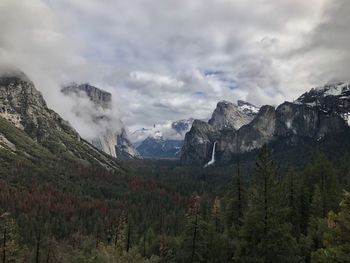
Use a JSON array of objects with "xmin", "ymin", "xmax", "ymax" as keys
[{"xmin": 1, "ymin": 0, "xmax": 350, "ymax": 136}]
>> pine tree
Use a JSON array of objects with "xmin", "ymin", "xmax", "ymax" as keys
[
  {"xmin": 178, "ymin": 193, "xmax": 207, "ymax": 263},
  {"xmin": 237, "ymin": 145, "xmax": 299, "ymax": 263},
  {"xmin": 206, "ymin": 197, "xmax": 227, "ymax": 263},
  {"xmin": 285, "ymin": 168, "xmax": 302, "ymax": 237},
  {"xmin": 302, "ymin": 185, "xmax": 328, "ymax": 263},
  {"xmin": 303, "ymin": 154, "xmax": 341, "ymax": 216},
  {"xmin": 312, "ymin": 191, "xmax": 350, "ymax": 262},
  {"xmin": 0, "ymin": 212, "xmax": 21, "ymax": 263}
]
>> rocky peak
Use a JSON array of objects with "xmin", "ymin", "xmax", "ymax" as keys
[
  {"xmin": 275, "ymin": 101, "xmax": 348, "ymax": 140},
  {"xmin": 181, "ymin": 82, "xmax": 350, "ymax": 166},
  {"xmin": 297, "ymin": 82, "xmax": 350, "ymax": 104},
  {"xmin": 181, "ymin": 120, "xmax": 220, "ymax": 165},
  {"xmin": 0, "ymin": 73, "xmax": 77, "ymax": 141},
  {"xmin": 208, "ymin": 100, "xmax": 255, "ymax": 130},
  {"xmin": 116, "ymin": 128, "xmax": 142, "ymax": 159},
  {"xmin": 171, "ymin": 118, "xmax": 194, "ymax": 135},
  {"xmin": 62, "ymin": 83, "xmax": 140, "ymax": 159},
  {"xmin": 295, "ymin": 82, "xmax": 350, "ymax": 125},
  {"xmin": 237, "ymin": 100, "xmax": 259, "ymax": 117},
  {"xmin": 0, "ymin": 71, "xmax": 120, "ymax": 170},
  {"xmin": 62, "ymin": 83, "xmax": 112, "ymax": 109}
]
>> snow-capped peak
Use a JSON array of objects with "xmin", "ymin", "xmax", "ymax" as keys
[
  {"xmin": 297, "ymin": 81, "xmax": 350, "ymax": 104},
  {"xmin": 237, "ymin": 100, "xmax": 259, "ymax": 116},
  {"xmin": 294, "ymin": 81, "xmax": 350, "ymax": 126},
  {"xmin": 314, "ymin": 81, "xmax": 350, "ymax": 96},
  {"xmin": 130, "ymin": 118, "xmax": 194, "ymax": 144}
]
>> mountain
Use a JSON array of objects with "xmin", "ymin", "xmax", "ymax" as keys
[
  {"xmin": 208, "ymin": 100, "xmax": 257, "ymax": 130},
  {"xmin": 0, "ymin": 71, "xmax": 121, "ymax": 171},
  {"xmin": 131, "ymin": 119, "xmax": 194, "ymax": 158},
  {"xmin": 136, "ymin": 137, "xmax": 183, "ymax": 158},
  {"xmin": 181, "ymin": 88, "xmax": 350, "ymax": 166},
  {"xmin": 171, "ymin": 118, "xmax": 194, "ymax": 134},
  {"xmin": 237, "ymin": 100, "xmax": 260, "ymax": 117},
  {"xmin": 295, "ymin": 81, "xmax": 350, "ymax": 124},
  {"xmin": 62, "ymin": 83, "xmax": 141, "ymax": 160}
]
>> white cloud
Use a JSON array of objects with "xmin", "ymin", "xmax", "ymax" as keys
[{"xmin": 3, "ymin": 0, "xmax": 350, "ymax": 133}]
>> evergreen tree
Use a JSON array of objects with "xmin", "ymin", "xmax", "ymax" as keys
[
  {"xmin": 0, "ymin": 212, "xmax": 22, "ymax": 263},
  {"xmin": 237, "ymin": 145, "xmax": 299, "ymax": 263},
  {"xmin": 302, "ymin": 185, "xmax": 328, "ymax": 263},
  {"xmin": 312, "ymin": 191, "xmax": 350, "ymax": 262},
  {"xmin": 206, "ymin": 197, "xmax": 227, "ymax": 263},
  {"xmin": 303, "ymin": 154, "xmax": 341, "ymax": 216},
  {"xmin": 178, "ymin": 193, "xmax": 207, "ymax": 263},
  {"xmin": 285, "ymin": 168, "xmax": 302, "ymax": 237}
]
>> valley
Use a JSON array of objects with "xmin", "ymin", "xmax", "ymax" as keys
[{"xmin": 1, "ymin": 72, "xmax": 350, "ymax": 262}]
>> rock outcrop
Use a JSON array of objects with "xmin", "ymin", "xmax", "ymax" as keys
[
  {"xmin": 0, "ymin": 72, "xmax": 77, "ymax": 141},
  {"xmin": 62, "ymin": 83, "xmax": 141, "ymax": 159},
  {"xmin": 0, "ymin": 71, "xmax": 121, "ymax": 170},
  {"xmin": 181, "ymin": 84, "xmax": 350, "ymax": 166},
  {"xmin": 208, "ymin": 101, "xmax": 256, "ymax": 130}
]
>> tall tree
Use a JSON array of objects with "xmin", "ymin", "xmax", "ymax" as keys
[
  {"xmin": 178, "ymin": 193, "xmax": 207, "ymax": 263},
  {"xmin": 302, "ymin": 185, "xmax": 328, "ymax": 263},
  {"xmin": 0, "ymin": 212, "xmax": 21, "ymax": 263},
  {"xmin": 312, "ymin": 191, "xmax": 350, "ymax": 262},
  {"xmin": 237, "ymin": 145, "xmax": 300, "ymax": 263}
]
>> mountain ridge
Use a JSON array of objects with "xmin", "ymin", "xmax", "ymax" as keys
[
  {"xmin": 0, "ymin": 73, "xmax": 122, "ymax": 171},
  {"xmin": 181, "ymin": 84, "xmax": 350, "ymax": 166}
]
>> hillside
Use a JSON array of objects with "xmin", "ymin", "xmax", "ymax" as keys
[{"xmin": 0, "ymin": 73, "xmax": 122, "ymax": 173}]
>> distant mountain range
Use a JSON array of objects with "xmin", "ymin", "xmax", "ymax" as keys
[
  {"xmin": 181, "ymin": 82, "xmax": 350, "ymax": 166},
  {"xmin": 2, "ymin": 69, "xmax": 350, "ymax": 167},
  {"xmin": 130, "ymin": 119, "xmax": 194, "ymax": 158}
]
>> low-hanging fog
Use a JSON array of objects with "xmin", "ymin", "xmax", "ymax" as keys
[{"xmin": 1, "ymin": 0, "xmax": 350, "ymax": 138}]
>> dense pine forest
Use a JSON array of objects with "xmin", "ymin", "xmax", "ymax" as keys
[
  {"xmin": 3, "ymin": 0, "xmax": 350, "ymax": 262},
  {"xmin": 1, "ymin": 144, "xmax": 350, "ymax": 262}
]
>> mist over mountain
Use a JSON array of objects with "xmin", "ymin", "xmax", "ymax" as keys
[
  {"xmin": 130, "ymin": 119, "xmax": 194, "ymax": 158},
  {"xmin": 2, "ymin": 1, "xmax": 350, "ymax": 262},
  {"xmin": 62, "ymin": 83, "xmax": 140, "ymax": 159},
  {"xmin": 181, "ymin": 82, "xmax": 350, "ymax": 166}
]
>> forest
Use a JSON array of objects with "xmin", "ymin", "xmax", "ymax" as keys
[{"xmin": 1, "ymin": 145, "xmax": 350, "ymax": 263}]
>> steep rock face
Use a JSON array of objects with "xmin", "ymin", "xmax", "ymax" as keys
[
  {"xmin": 275, "ymin": 102, "xmax": 348, "ymax": 141},
  {"xmin": 62, "ymin": 83, "xmax": 140, "ymax": 159},
  {"xmin": 116, "ymin": 128, "xmax": 142, "ymax": 159},
  {"xmin": 296, "ymin": 81, "xmax": 350, "ymax": 125},
  {"xmin": 181, "ymin": 100, "xmax": 259, "ymax": 165},
  {"xmin": 181, "ymin": 120, "xmax": 221, "ymax": 165},
  {"xmin": 208, "ymin": 101, "xmax": 255, "ymax": 130},
  {"xmin": 275, "ymin": 102, "xmax": 319, "ymax": 138},
  {"xmin": 0, "ymin": 72, "xmax": 120, "ymax": 170},
  {"xmin": 62, "ymin": 83, "xmax": 112, "ymax": 109},
  {"xmin": 215, "ymin": 105, "xmax": 276, "ymax": 164},
  {"xmin": 238, "ymin": 105, "xmax": 276, "ymax": 152},
  {"xmin": 0, "ymin": 73, "xmax": 77, "ymax": 141},
  {"xmin": 91, "ymin": 130, "xmax": 118, "ymax": 157},
  {"xmin": 181, "ymin": 83, "xmax": 350, "ymax": 166}
]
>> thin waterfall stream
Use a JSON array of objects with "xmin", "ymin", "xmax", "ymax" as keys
[{"xmin": 204, "ymin": 141, "xmax": 217, "ymax": 167}]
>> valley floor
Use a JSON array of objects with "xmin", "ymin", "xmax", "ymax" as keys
[{"xmin": 1, "ymin": 145, "xmax": 350, "ymax": 262}]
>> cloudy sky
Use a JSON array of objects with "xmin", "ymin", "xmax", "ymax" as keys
[{"xmin": 1, "ymin": 0, "xmax": 350, "ymax": 133}]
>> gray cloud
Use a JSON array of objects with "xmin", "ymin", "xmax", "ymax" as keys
[{"xmin": 2, "ymin": 0, "xmax": 349, "ymax": 135}]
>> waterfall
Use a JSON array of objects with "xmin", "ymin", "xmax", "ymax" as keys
[{"xmin": 204, "ymin": 141, "xmax": 217, "ymax": 167}]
